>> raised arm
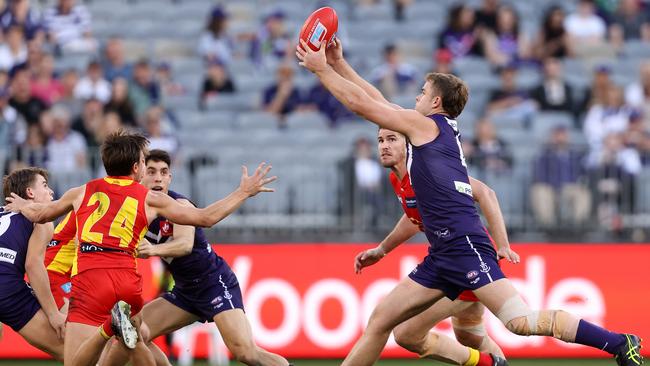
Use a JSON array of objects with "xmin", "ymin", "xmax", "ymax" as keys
[
  {"xmin": 297, "ymin": 41, "xmax": 437, "ymax": 145},
  {"xmin": 469, "ymin": 176, "xmax": 519, "ymax": 263},
  {"xmin": 147, "ymin": 163, "xmax": 276, "ymax": 228},
  {"xmin": 138, "ymin": 199, "xmax": 195, "ymax": 259},
  {"xmin": 4, "ymin": 186, "xmax": 84, "ymax": 224},
  {"xmin": 25, "ymin": 223, "xmax": 66, "ymax": 339},
  {"xmin": 326, "ymin": 38, "xmax": 392, "ymax": 106}
]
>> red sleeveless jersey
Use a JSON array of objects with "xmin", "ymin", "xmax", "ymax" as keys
[
  {"xmin": 73, "ymin": 176, "xmax": 149, "ymax": 275},
  {"xmin": 44, "ymin": 211, "xmax": 77, "ymax": 277}
]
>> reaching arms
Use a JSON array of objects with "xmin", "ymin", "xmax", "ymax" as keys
[
  {"xmin": 354, "ymin": 214, "xmax": 420, "ymax": 273},
  {"xmin": 148, "ymin": 163, "xmax": 276, "ymax": 228},
  {"xmin": 469, "ymin": 177, "xmax": 519, "ymax": 263},
  {"xmin": 4, "ymin": 186, "xmax": 84, "ymax": 224},
  {"xmin": 138, "ymin": 199, "xmax": 195, "ymax": 259},
  {"xmin": 25, "ymin": 223, "xmax": 66, "ymax": 339}
]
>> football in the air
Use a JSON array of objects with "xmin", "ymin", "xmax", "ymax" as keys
[{"xmin": 298, "ymin": 7, "xmax": 338, "ymax": 51}]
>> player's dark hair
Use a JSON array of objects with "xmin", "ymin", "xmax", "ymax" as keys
[
  {"xmin": 145, "ymin": 149, "xmax": 171, "ymax": 168},
  {"xmin": 425, "ymin": 72, "xmax": 468, "ymax": 119},
  {"xmin": 3, "ymin": 167, "xmax": 49, "ymax": 200},
  {"xmin": 101, "ymin": 129, "xmax": 149, "ymax": 176}
]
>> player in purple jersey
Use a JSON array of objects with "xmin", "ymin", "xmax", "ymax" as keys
[
  {"xmin": 297, "ymin": 38, "xmax": 643, "ymax": 366},
  {"xmin": 103, "ymin": 150, "xmax": 291, "ymax": 366},
  {"xmin": 0, "ymin": 168, "xmax": 65, "ymax": 360}
]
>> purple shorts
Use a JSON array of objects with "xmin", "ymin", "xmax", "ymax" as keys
[
  {"xmin": 409, "ymin": 237, "xmax": 505, "ymax": 300},
  {"xmin": 162, "ymin": 263, "xmax": 244, "ymax": 323},
  {"xmin": 0, "ymin": 282, "xmax": 41, "ymax": 331}
]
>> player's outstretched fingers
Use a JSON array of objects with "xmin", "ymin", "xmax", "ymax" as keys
[{"xmin": 241, "ymin": 165, "xmax": 249, "ymax": 178}]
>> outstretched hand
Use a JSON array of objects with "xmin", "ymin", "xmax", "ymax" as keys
[
  {"xmin": 325, "ymin": 37, "xmax": 344, "ymax": 66},
  {"xmin": 296, "ymin": 39, "xmax": 329, "ymax": 74},
  {"xmin": 239, "ymin": 162, "xmax": 277, "ymax": 197}
]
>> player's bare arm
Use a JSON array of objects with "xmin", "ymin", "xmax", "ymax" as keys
[
  {"xmin": 147, "ymin": 163, "xmax": 276, "ymax": 228},
  {"xmin": 468, "ymin": 177, "xmax": 520, "ymax": 263},
  {"xmin": 4, "ymin": 186, "xmax": 84, "ymax": 224},
  {"xmin": 354, "ymin": 214, "xmax": 420, "ymax": 274},
  {"xmin": 25, "ymin": 222, "xmax": 66, "ymax": 339},
  {"xmin": 296, "ymin": 41, "xmax": 437, "ymax": 146},
  {"xmin": 138, "ymin": 199, "xmax": 195, "ymax": 259}
]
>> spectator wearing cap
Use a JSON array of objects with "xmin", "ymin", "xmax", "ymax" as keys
[
  {"xmin": 30, "ymin": 53, "xmax": 64, "ymax": 105},
  {"xmin": 531, "ymin": 125, "xmax": 591, "ymax": 228},
  {"xmin": 45, "ymin": 104, "xmax": 87, "ymax": 175},
  {"xmin": 263, "ymin": 62, "xmax": 301, "ymax": 123},
  {"xmin": 533, "ymin": 6, "xmax": 573, "ymax": 59},
  {"xmin": 436, "ymin": 5, "xmax": 482, "ymax": 59},
  {"xmin": 9, "ymin": 66, "xmax": 47, "ymax": 125},
  {"xmin": 625, "ymin": 61, "xmax": 650, "ymax": 130},
  {"xmin": 370, "ymin": 44, "xmax": 417, "ymax": 100},
  {"xmin": 609, "ymin": 0, "xmax": 650, "ymax": 47},
  {"xmin": 486, "ymin": 63, "xmax": 535, "ymax": 121},
  {"xmin": 200, "ymin": 59, "xmax": 235, "ymax": 110},
  {"xmin": 43, "ymin": 0, "xmax": 96, "ymax": 53},
  {"xmin": 0, "ymin": 24, "xmax": 27, "ymax": 71},
  {"xmin": 129, "ymin": 59, "xmax": 160, "ymax": 118},
  {"xmin": 74, "ymin": 60, "xmax": 111, "ymax": 103},
  {"xmin": 197, "ymin": 5, "xmax": 234, "ymax": 65},
  {"xmin": 250, "ymin": 9, "xmax": 292, "ymax": 68},
  {"xmin": 101, "ymin": 36, "xmax": 132, "ymax": 81},
  {"xmin": 530, "ymin": 58, "xmax": 574, "ymax": 114},
  {"xmin": 432, "ymin": 48, "xmax": 454, "ymax": 74},
  {"xmin": 0, "ymin": 0, "xmax": 43, "ymax": 41}
]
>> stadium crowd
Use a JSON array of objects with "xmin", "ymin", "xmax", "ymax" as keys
[{"xmin": 0, "ymin": 0, "xmax": 648, "ymax": 241}]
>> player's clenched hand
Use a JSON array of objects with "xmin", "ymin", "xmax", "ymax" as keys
[
  {"xmin": 325, "ymin": 37, "xmax": 344, "ymax": 66},
  {"xmin": 296, "ymin": 39, "xmax": 328, "ymax": 73},
  {"xmin": 48, "ymin": 311, "xmax": 66, "ymax": 340},
  {"xmin": 354, "ymin": 247, "xmax": 386, "ymax": 274},
  {"xmin": 137, "ymin": 239, "xmax": 156, "ymax": 259},
  {"xmin": 497, "ymin": 246, "xmax": 520, "ymax": 264},
  {"xmin": 240, "ymin": 162, "xmax": 277, "ymax": 197},
  {"xmin": 3, "ymin": 192, "xmax": 28, "ymax": 213}
]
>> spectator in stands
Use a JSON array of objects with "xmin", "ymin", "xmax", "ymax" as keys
[
  {"xmin": 71, "ymin": 97, "xmax": 102, "ymax": 147},
  {"xmin": 584, "ymin": 85, "xmax": 633, "ymax": 164},
  {"xmin": 431, "ymin": 48, "xmax": 454, "ymax": 74},
  {"xmin": 370, "ymin": 43, "xmax": 417, "ymax": 99},
  {"xmin": 482, "ymin": 5, "xmax": 531, "ymax": 67},
  {"xmin": 486, "ymin": 64, "xmax": 535, "ymax": 121},
  {"xmin": 532, "ymin": 6, "xmax": 573, "ymax": 59},
  {"xmin": 94, "ymin": 110, "xmax": 123, "ymax": 147},
  {"xmin": 639, "ymin": 132, "xmax": 650, "ymax": 166},
  {"xmin": 564, "ymin": 0, "xmax": 609, "ymax": 57},
  {"xmin": 0, "ymin": 85, "xmax": 26, "ymax": 149},
  {"xmin": 304, "ymin": 83, "xmax": 355, "ymax": 126},
  {"xmin": 197, "ymin": 5, "xmax": 234, "ymax": 65},
  {"xmin": 45, "ymin": 104, "xmax": 87, "ymax": 175},
  {"xmin": 475, "ymin": 0, "xmax": 499, "ymax": 32},
  {"xmin": 104, "ymin": 77, "xmax": 136, "ymax": 127},
  {"xmin": 155, "ymin": 62, "xmax": 186, "ymax": 100},
  {"xmin": 580, "ymin": 65, "xmax": 614, "ymax": 111},
  {"xmin": 129, "ymin": 59, "xmax": 160, "ymax": 118},
  {"xmin": 263, "ymin": 63, "xmax": 301, "ymax": 122},
  {"xmin": 58, "ymin": 67, "xmax": 81, "ymax": 117},
  {"xmin": 101, "ymin": 36, "xmax": 132, "ymax": 81},
  {"xmin": 0, "ymin": 0, "xmax": 44, "ymax": 41},
  {"xmin": 74, "ymin": 60, "xmax": 111, "ymax": 103},
  {"xmin": 250, "ymin": 10, "xmax": 292, "ymax": 68},
  {"xmin": 144, "ymin": 106, "xmax": 178, "ymax": 159},
  {"xmin": 609, "ymin": 0, "xmax": 650, "ymax": 48},
  {"xmin": 464, "ymin": 118, "xmax": 513, "ymax": 173},
  {"xmin": 436, "ymin": 4, "xmax": 482, "ymax": 59},
  {"xmin": 531, "ymin": 125, "xmax": 591, "ymax": 228},
  {"xmin": 29, "ymin": 53, "xmax": 63, "ymax": 105},
  {"xmin": 622, "ymin": 110, "xmax": 648, "ymax": 156},
  {"xmin": 350, "ymin": 136, "xmax": 383, "ymax": 228},
  {"xmin": 10, "ymin": 123, "xmax": 47, "ymax": 170},
  {"xmin": 392, "ymin": 0, "xmax": 413, "ymax": 22},
  {"xmin": 0, "ymin": 24, "xmax": 28, "ymax": 71},
  {"xmin": 625, "ymin": 61, "xmax": 650, "ymax": 129},
  {"xmin": 530, "ymin": 57, "xmax": 574, "ymax": 113},
  {"xmin": 199, "ymin": 59, "xmax": 235, "ymax": 110},
  {"xmin": 43, "ymin": 0, "xmax": 97, "ymax": 53},
  {"xmin": 9, "ymin": 66, "xmax": 47, "ymax": 125}
]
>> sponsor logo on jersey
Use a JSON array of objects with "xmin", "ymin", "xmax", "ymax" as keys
[
  {"xmin": 466, "ymin": 270, "xmax": 479, "ymax": 279},
  {"xmin": 470, "ymin": 277, "xmax": 481, "ymax": 285},
  {"xmin": 211, "ymin": 296, "xmax": 223, "ymax": 305},
  {"xmin": 433, "ymin": 228, "xmax": 450, "ymax": 238},
  {"xmin": 454, "ymin": 181, "xmax": 473, "ymax": 196},
  {"xmin": 405, "ymin": 197, "xmax": 417, "ymax": 208},
  {"xmin": 0, "ymin": 247, "xmax": 17, "ymax": 264},
  {"xmin": 47, "ymin": 240, "xmax": 60, "ymax": 248},
  {"xmin": 480, "ymin": 262, "xmax": 491, "ymax": 273},
  {"xmin": 61, "ymin": 282, "xmax": 72, "ymax": 294}
]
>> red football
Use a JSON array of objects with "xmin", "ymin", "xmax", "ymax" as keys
[{"xmin": 298, "ymin": 7, "xmax": 338, "ymax": 51}]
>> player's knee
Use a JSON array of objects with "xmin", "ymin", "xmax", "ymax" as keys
[
  {"xmin": 393, "ymin": 326, "xmax": 424, "ymax": 353},
  {"xmin": 230, "ymin": 344, "xmax": 259, "ymax": 365},
  {"xmin": 505, "ymin": 310, "xmax": 575, "ymax": 340}
]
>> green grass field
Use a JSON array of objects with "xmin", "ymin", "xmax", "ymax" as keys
[{"xmin": 0, "ymin": 359, "xmax": 618, "ymax": 366}]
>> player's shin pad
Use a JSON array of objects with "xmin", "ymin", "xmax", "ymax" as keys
[{"xmin": 496, "ymin": 296, "xmax": 578, "ymax": 341}]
